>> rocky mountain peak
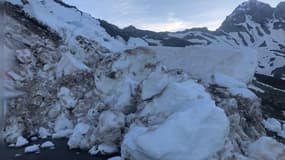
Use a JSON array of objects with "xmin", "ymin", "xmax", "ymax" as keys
[
  {"xmin": 123, "ymin": 25, "xmax": 137, "ymax": 31},
  {"xmin": 219, "ymin": 0, "xmax": 276, "ymax": 32}
]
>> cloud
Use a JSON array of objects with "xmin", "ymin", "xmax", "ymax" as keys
[
  {"xmin": 138, "ymin": 12, "xmax": 222, "ymax": 31},
  {"xmin": 64, "ymin": 0, "xmax": 281, "ymax": 31}
]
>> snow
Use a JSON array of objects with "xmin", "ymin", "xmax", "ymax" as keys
[
  {"xmin": 152, "ymin": 46, "xmax": 258, "ymax": 83},
  {"xmin": 98, "ymin": 111, "xmax": 125, "ymax": 133},
  {"xmin": 97, "ymin": 143, "xmax": 118, "ymax": 155},
  {"xmin": 140, "ymin": 80, "xmax": 213, "ymax": 117},
  {"xmin": 141, "ymin": 67, "xmax": 172, "ymax": 100},
  {"xmin": 7, "ymin": 71, "xmax": 25, "ymax": 81},
  {"xmin": 213, "ymin": 73, "xmax": 257, "ymax": 99},
  {"xmin": 24, "ymin": 144, "xmax": 40, "ymax": 153},
  {"xmin": 38, "ymin": 127, "xmax": 50, "ymax": 139},
  {"xmin": 56, "ymin": 52, "xmax": 90, "ymax": 78},
  {"xmin": 213, "ymin": 73, "xmax": 247, "ymax": 88},
  {"xmin": 263, "ymin": 118, "xmax": 282, "ymax": 133},
  {"xmin": 15, "ymin": 136, "xmax": 29, "ymax": 147},
  {"xmin": 278, "ymin": 130, "xmax": 285, "ymax": 138},
  {"xmin": 122, "ymin": 80, "xmax": 229, "ymax": 160},
  {"xmin": 9, "ymin": 0, "xmax": 127, "ymax": 52},
  {"xmin": 123, "ymin": 107, "xmax": 229, "ymax": 160},
  {"xmin": 108, "ymin": 156, "xmax": 122, "ymax": 160},
  {"xmin": 95, "ymin": 76, "xmax": 136, "ymax": 112},
  {"xmin": 53, "ymin": 114, "xmax": 74, "ymax": 138},
  {"xmin": 127, "ymin": 37, "xmax": 148, "ymax": 48},
  {"xmin": 57, "ymin": 87, "xmax": 77, "ymax": 109},
  {"xmin": 15, "ymin": 49, "xmax": 32, "ymax": 64},
  {"xmin": 228, "ymin": 87, "xmax": 257, "ymax": 98},
  {"xmin": 95, "ymin": 48, "xmax": 157, "ymax": 111},
  {"xmin": 67, "ymin": 123, "xmax": 90, "ymax": 149},
  {"xmin": 89, "ymin": 146, "xmax": 99, "ymax": 155},
  {"xmin": 52, "ymin": 129, "xmax": 73, "ymax": 139},
  {"xmin": 248, "ymin": 84, "xmax": 265, "ymax": 93},
  {"xmin": 4, "ymin": 1, "xmax": 283, "ymax": 159},
  {"xmin": 31, "ymin": 137, "xmax": 38, "ymax": 141},
  {"xmin": 248, "ymin": 136, "xmax": 285, "ymax": 160},
  {"xmin": 41, "ymin": 141, "xmax": 55, "ymax": 148},
  {"xmin": 89, "ymin": 144, "xmax": 119, "ymax": 156},
  {"xmin": 263, "ymin": 118, "xmax": 285, "ymax": 138}
]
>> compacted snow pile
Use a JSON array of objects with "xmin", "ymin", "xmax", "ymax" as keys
[
  {"xmin": 152, "ymin": 46, "xmax": 258, "ymax": 83},
  {"xmin": 1, "ymin": 42, "xmax": 279, "ymax": 159},
  {"xmin": 2, "ymin": 1, "xmax": 285, "ymax": 160}
]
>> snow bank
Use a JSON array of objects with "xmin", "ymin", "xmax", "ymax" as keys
[
  {"xmin": 152, "ymin": 46, "xmax": 258, "ymax": 83},
  {"xmin": 122, "ymin": 80, "xmax": 229, "ymax": 160}
]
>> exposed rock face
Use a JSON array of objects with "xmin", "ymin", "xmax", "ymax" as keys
[{"xmin": 220, "ymin": 0, "xmax": 274, "ymax": 33}]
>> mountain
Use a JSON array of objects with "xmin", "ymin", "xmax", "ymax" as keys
[
  {"xmin": 180, "ymin": 0, "xmax": 285, "ymax": 78},
  {"xmin": 2, "ymin": 0, "xmax": 285, "ymax": 160},
  {"xmin": 97, "ymin": 0, "xmax": 285, "ymax": 79}
]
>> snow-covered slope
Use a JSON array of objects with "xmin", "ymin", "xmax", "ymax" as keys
[{"xmin": 7, "ymin": 0, "xmax": 144, "ymax": 52}]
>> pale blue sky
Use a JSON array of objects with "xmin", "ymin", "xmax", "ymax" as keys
[{"xmin": 63, "ymin": 0, "xmax": 282, "ymax": 31}]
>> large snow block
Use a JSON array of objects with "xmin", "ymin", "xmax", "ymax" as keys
[
  {"xmin": 152, "ymin": 46, "xmax": 257, "ymax": 83},
  {"xmin": 122, "ymin": 105, "xmax": 229, "ymax": 160},
  {"xmin": 122, "ymin": 80, "xmax": 229, "ymax": 160}
]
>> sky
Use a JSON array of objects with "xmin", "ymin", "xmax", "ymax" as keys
[{"xmin": 63, "ymin": 0, "xmax": 282, "ymax": 32}]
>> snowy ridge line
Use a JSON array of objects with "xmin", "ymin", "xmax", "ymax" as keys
[{"xmin": 7, "ymin": 0, "xmax": 128, "ymax": 52}]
